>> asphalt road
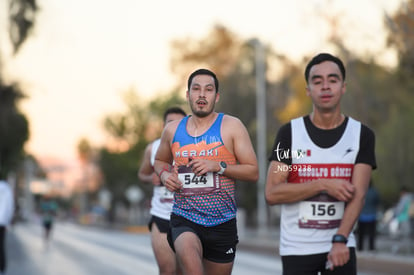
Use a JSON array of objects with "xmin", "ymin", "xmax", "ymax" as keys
[{"xmin": 4, "ymin": 221, "xmax": 414, "ymax": 275}]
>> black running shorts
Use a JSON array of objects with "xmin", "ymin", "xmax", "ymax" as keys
[
  {"xmin": 167, "ymin": 213, "xmax": 238, "ymax": 263},
  {"xmin": 148, "ymin": 215, "xmax": 170, "ymax": 233},
  {"xmin": 281, "ymin": 247, "xmax": 356, "ymax": 275}
]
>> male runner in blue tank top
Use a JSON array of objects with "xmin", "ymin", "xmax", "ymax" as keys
[
  {"xmin": 154, "ymin": 69, "xmax": 258, "ymax": 275},
  {"xmin": 265, "ymin": 53, "xmax": 376, "ymax": 275}
]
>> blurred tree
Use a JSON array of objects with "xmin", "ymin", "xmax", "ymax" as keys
[
  {"xmin": 147, "ymin": 89, "xmax": 188, "ymax": 123},
  {"xmin": 98, "ymin": 89, "xmax": 186, "ymax": 222},
  {"xmin": 103, "ymin": 89, "xmax": 186, "ymax": 150},
  {"xmin": 0, "ymin": 0, "xmax": 38, "ymax": 177},
  {"xmin": 77, "ymin": 138, "xmax": 93, "ymax": 164},
  {"xmin": 384, "ymin": 0, "xmax": 414, "ymax": 108},
  {"xmin": 375, "ymin": 105, "xmax": 414, "ymax": 207},
  {"xmin": 343, "ymin": 59, "xmax": 397, "ymax": 127},
  {"xmin": 98, "ymin": 143, "xmax": 146, "ymax": 222},
  {"xmin": 385, "ymin": 0, "xmax": 414, "ymax": 80},
  {"xmin": 0, "ymin": 83, "xmax": 29, "ymax": 178},
  {"xmin": 273, "ymin": 60, "xmax": 310, "ymax": 123},
  {"xmin": 75, "ymin": 138, "xmax": 102, "ymax": 212},
  {"xmin": 374, "ymin": 0, "xmax": 414, "ymax": 205},
  {"xmin": 0, "ymin": 1, "xmax": 38, "ymax": 222},
  {"xmin": 170, "ymin": 25, "xmax": 242, "ymax": 87},
  {"xmin": 7, "ymin": 0, "xmax": 38, "ymax": 54},
  {"xmin": 102, "ymin": 90, "xmax": 147, "ymax": 150}
]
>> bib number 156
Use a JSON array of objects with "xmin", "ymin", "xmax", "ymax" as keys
[{"xmin": 311, "ymin": 204, "xmax": 336, "ymax": 216}]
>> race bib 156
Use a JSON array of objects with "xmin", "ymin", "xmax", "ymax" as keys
[{"xmin": 298, "ymin": 200, "xmax": 344, "ymax": 229}]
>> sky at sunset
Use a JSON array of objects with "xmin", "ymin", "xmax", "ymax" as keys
[{"xmin": 0, "ymin": 0, "xmax": 402, "ymax": 163}]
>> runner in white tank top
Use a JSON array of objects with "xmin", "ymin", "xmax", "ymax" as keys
[
  {"xmin": 138, "ymin": 107, "xmax": 186, "ymax": 275},
  {"xmin": 266, "ymin": 53, "xmax": 376, "ymax": 275}
]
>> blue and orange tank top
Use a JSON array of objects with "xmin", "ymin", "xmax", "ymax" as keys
[{"xmin": 171, "ymin": 113, "xmax": 237, "ymax": 226}]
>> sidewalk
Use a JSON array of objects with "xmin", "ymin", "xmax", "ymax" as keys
[
  {"xmin": 6, "ymin": 225, "xmax": 42, "ymax": 275},
  {"xmin": 238, "ymin": 227, "xmax": 414, "ymax": 275}
]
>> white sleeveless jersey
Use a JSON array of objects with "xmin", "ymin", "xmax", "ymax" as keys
[
  {"xmin": 149, "ymin": 139, "xmax": 174, "ymax": 220},
  {"xmin": 279, "ymin": 117, "xmax": 360, "ymax": 256}
]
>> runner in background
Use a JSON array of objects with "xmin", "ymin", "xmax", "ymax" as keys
[
  {"xmin": 40, "ymin": 195, "xmax": 58, "ymax": 247},
  {"xmin": 357, "ymin": 180, "xmax": 380, "ymax": 251},
  {"xmin": 138, "ymin": 107, "xmax": 186, "ymax": 275}
]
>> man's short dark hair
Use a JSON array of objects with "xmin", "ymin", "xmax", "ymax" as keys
[
  {"xmin": 304, "ymin": 53, "xmax": 346, "ymax": 84},
  {"xmin": 163, "ymin": 107, "xmax": 186, "ymax": 122},
  {"xmin": 187, "ymin": 68, "xmax": 219, "ymax": 92}
]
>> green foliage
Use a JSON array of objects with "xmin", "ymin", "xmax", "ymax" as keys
[
  {"xmin": 103, "ymin": 90, "xmax": 150, "ymax": 146},
  {"xmin": 98, "ymin": 88, "xmax": 187, "ymax": 208},
  {"xmin": 102, "ymin": 89, "xmax": 187, "ymax": 147},
  {"xmin": 98, "ymin": 141, "xmax": 151, "ymax": 205},
  {"xmin": 0, "ymin": 0, "xmax": 36, "ymax": 179},
  {"xmin": 343, "ymin": 59, "xmax": 396, "ymax": 127},
  {"xmin": 0, "ymin": 83, "xmax": 29, "ymax": 178},
  {"xmin": 147, "ymin": 89, "xmax": 188, "ymax": 119},
  {"xmin": 374, "ymin": 103, "xmax": 414, "ymax": 207}
]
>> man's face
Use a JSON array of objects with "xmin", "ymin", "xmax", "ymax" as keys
[
  {"xmin": 187, "ymin": 74, "xmax": 219, "ymax": 117},
  {"xmin": 306, "ymin": 61, "xmax": 346, "ymax": 112}
]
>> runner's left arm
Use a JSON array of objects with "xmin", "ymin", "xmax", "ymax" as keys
[
  {"xmin": 224, "ymin": 116, "xmax": 258, "ymax": 182},
  {"xmin": 138, "ymin": 143, "xmax": 154, "ymax": 183},
  {"xmin": 328, "ymin": 163, "xmax": 372, "ymax": 269}
]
